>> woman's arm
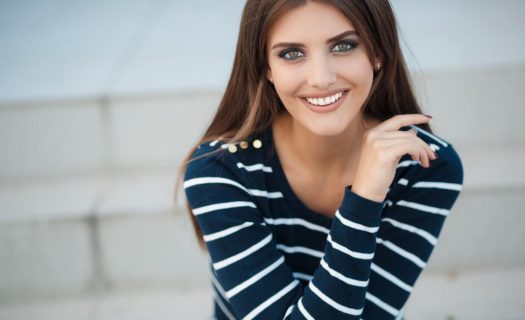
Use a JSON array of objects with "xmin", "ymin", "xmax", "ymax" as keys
[
  {"xmin": 362, "ymin": 142, "xmax": 463, "ymax": 318},
  {"xmin": 184, "ymin": 144, "xmax": 383, "ymax": 319},
  {"xmin": 183, "ymin": 115, "xmax": 462, "ymax": 319}
]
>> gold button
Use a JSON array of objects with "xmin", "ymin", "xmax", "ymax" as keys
[
  {"xmin": 228, "ymin": 144, "xmax": 238, "ymax": 153},
  {"xmin": 240, "ymin": 141, "xmax": 248, "ymax": 149},
  {"xmin": 252, "ymin": 139, "xmax": 262, "ymax": 149}
]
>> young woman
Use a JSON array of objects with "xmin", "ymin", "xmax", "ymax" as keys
[{"xmin": 179, "ymin": 0, "xmax": 463, "ymax": 319}]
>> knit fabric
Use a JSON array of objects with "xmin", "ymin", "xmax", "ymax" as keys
[{"xmin": 183, "ymin": 125, "xmax": 463, "ymax": 319}]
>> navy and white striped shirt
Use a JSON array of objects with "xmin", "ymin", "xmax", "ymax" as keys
[{"xmin": 183, "ymin": 125, "xmax": 463, "ymax": 319}]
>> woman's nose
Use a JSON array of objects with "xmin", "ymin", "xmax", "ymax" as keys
[{"xmin": 306, "ymin": 55, "xmax": 336, "ymax": 89}]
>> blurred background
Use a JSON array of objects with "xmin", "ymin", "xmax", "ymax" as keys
[{"xmin": 0, "ymin": 0, "xmax": 524, "ymax": 319}]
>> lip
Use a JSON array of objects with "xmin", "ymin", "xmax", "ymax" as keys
[
  {"xmin": 300, "ymin": 88, "xmax": 348, "ymax": 99},
  {"xmin": 300, "ymin": 90, "xmax": 349, "ymax": 113}
]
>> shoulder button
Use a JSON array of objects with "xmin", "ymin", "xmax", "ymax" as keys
[
  {"xmin": 228, "ymin": 144, "xmax": 238, "ymax": 153},
  {"xmin": 253, "ymin": 139, "xmax": 262, "ymax": 149}
]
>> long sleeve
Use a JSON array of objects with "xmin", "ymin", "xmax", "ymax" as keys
[
  {"xmin": 184, "ymin": 143, "xmax": 384, "ymax": 319},
  {"xmin": 183, "ymin": 137, "xmax": 463, "ymax": 319},
  {"xmin": 362, "ymin": 142, "xmax": 464, "ymax": 318}
]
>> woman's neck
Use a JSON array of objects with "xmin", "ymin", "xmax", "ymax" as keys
[{"xmin": 273, "ymin": 112, "xmax": 376, "ymax": 180}]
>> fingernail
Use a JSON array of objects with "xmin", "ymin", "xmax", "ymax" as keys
[
  {"xmin": 433, "ymin": 151, "xmax": 439, "ymax": 159},
  {"xmin": 424, "ymin": 114, "xmax": 433, "ymax": 118}
]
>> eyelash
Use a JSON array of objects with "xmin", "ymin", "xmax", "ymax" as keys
[{"xmin": 277, "ymin": 39, "xmax": 358, "ymax": 61}]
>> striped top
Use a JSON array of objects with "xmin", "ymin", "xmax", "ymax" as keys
[{"xmin": 183, "ymin": 125, "xmax": 463, "ymax": 320}]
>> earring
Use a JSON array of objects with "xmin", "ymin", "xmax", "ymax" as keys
[{"xmin": 375, "ymin": 62, "xmax": 381, "ymax": 71}]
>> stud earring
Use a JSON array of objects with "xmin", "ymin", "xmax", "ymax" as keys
[{"xmin": 375, "ymin": 62, "xmax": 381, "ymax": 71}]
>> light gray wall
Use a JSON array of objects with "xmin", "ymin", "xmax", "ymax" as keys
[{"xmin": 0, "ymin": 1, "xmax": 524, "ymax": 313}]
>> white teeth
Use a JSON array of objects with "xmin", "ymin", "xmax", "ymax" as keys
[{"xmin": 306, "ymin": 91, "xmax": 343, "ymax": 106}]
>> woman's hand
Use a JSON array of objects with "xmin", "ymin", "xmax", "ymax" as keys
[{"xmin": 352, "ymin": 114, "xmax": 436, "ymax": 202}]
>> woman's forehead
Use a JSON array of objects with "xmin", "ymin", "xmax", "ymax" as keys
[{"xmin": 267, "ymin": 2, "xmax": 356, "ymax": 45}]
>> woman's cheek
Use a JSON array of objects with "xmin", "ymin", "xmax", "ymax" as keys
[{"xmin": 276, "ymin": 71, "xmax": 301, "ymax": 97}]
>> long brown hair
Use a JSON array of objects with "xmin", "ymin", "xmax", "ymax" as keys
[{"xmin": 176, "ymin": 0, "xmax": 431, "ymax": 247}]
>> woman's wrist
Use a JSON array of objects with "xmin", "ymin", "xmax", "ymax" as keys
[
  {"xmin": 340, "ymin": 185, "xmax": 384, "ymax": 224},
  {"xmin": 351, "ymin": 183, "xmax": 386, "ymax": 203}
]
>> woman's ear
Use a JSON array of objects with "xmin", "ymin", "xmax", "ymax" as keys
[
  {"xmin": 267, "ymin": 69, "xmax": 273, "ymax": 83},
  {"xmin": 374, "ymin": 57, "xmax": 382, "ymax": 72}
]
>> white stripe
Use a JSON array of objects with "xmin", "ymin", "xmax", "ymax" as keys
[
  {"xmin": 212, "ymin": 292, "xmax": 236, "ymax": 320},
  {"xmin": 396, "ymin": 200, "xmax": 450, "ymax": 216},
  {"xmin": 396, "ymin": 160, "xmax": 421, "ymax": 168},
  {"xmin": 320, "ymin": 259, "xmax": 368, "ymax": 287},
  {"xmin": 283, "ymin": 305, "xmax": 294, "ymax": 319},
  {"xmin": 209, "ymin": 139, "xmax": 220, "ymax": 147},
  {"xmin": 276, "ymin": 244, "xmax": 324, "ymax": 258},
  {"xmin": 398, "ymin": 178, "xmax": 409, "ymax": 186},
  {"xmin": 184, "ymin": 177, "xmax": 247, "ymax": 191},
  {"xmin": 429, "ymin": 143, "xmax": 440, "ymax": 151},
  {"xmin": 193, "ymin": 201, "xmax": 256, "ymax": 215},
  {"xmin": 264, "ymin": 217, "xmax": 330, "ymax": 234},
  {"xmin": 298, "ymin": 298, "xmax": 315, "ymax": 320},
  {"xmin": 365, "ymin": 292, "xmax": 398, "ymax": 316},
  {"xmin": 371, "ymin": 263, "xmax": 413, "ymax": 293},
  {"xmin": 213, "ymin": 234, "xmax": 272, "ymax": 270},
  {"xmin": 395, "ymin": 306, "xmax": 406, "ymax": 320},
  {"xmin": 226, "ymin": 257, "xmax": 285, "ymax": 298},
  {"xmin": 376, "ymin": 237, "xmax": 426, "ymax": 268},
  {"xmin": 327, "ymin": 235, "xmax": 374, "ymax": 260},
  {"xmin": 210, "ymin": 272, "xmax": 229, "ymax": 301},
  {"xmin": 249, "ymin": 189, "xmax": 283, "ymax": 198},
  {"xmin": 204, "ymin": 222, "xmax": 255, "ymax": 242},
  {"xmin": 242, "ymin": 280, "xmax": 299, "ymax": 320},
  {"xmin": 293, "ymin": 272, "xmax": 314, "ymax": 282},
  {"xmin": 412, "ymin": 181, "xmax": 462, "ymax": 191},
  {"xmin": 335, "ymin": 211, "xmax": 379, "ymax": 233},
  {"xmin": 211, "ymin": 272, "xmax": 237, "ymax": 320},
  {"xmin": 309, "ymin": 282, "xmax": 363, "ymax": 316},
  {"xmin": 382, "ymin": 217, "xmax": 437, "ymax": 245},
  {"xmin": 409, "ymin": 125, "xmax": 448, "ymax": 147},
  {"xmin": 184, "ymin": 177, "xmax": 283, "ymax": 199},
  {"xmin": 237, "ymin": 162, "xmax": 273, "ymax": 173}
]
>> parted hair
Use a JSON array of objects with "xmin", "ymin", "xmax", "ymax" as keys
[{"xmin": 176, "ymin": 0, "xmax": 431, "ymax": 246}]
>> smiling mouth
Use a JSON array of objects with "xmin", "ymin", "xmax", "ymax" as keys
[{"xmin": 302, "ymin": 90, "xmax": 348, "ymax": 107}]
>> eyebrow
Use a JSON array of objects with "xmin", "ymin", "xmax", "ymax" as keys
[{"xmin": 270, "ymin": 30, "xmax": 358, "ymax": 50}]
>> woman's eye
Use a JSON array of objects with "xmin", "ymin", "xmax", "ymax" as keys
[
  {"xmin": 332, "ymin": 40, "xmax": 357, "ymax": 53},
  {"xmin": 277, "ymin": 40, "xmax": 357, "ymax": 61},
  {"xmin": 278, "ymin": 49, "xmax": 304, "ymax": 61}
]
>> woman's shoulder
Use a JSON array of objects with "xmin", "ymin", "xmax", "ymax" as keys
[{"xmin": 184, "ymin": 130, "xmax": 272, "ymax": 181}]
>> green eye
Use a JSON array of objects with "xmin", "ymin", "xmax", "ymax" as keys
[
  {"xmin": 278, "ymin": 39, "xmax": 358, "ymax": 61},
  {"xmin": 332, "ymin": 40, "xmax": 358, "ymax": 52},
  {"xmin": 278, "ymin": 48, "xmax": 304, "ymax": 61}
]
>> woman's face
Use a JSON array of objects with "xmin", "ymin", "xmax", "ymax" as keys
[{"xmin": 267, "ymin": 1, "xmax": 375, "ymax": 136}]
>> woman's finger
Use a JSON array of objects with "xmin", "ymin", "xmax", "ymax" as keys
[
  {"xmin": 419, "ymin": 148, "xmax": 430, "ymax": 167},
  {"xmin": 374, "ymin": 114, "xmax": 431, "ymax": 132},
  {"xmin": 368, "ymin": 129, "xmax": 415, "ymax": 141},
  {"xmin": 372, "ymin": 131, "xmax": 432, "ymax": 161},
  {"xmin": 382, "ymin": 137, "xmax": 430, "ymax": 167},
  {"xmin": 383, "ymin": 128, "xmax": 436, "ymax": 164}
]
